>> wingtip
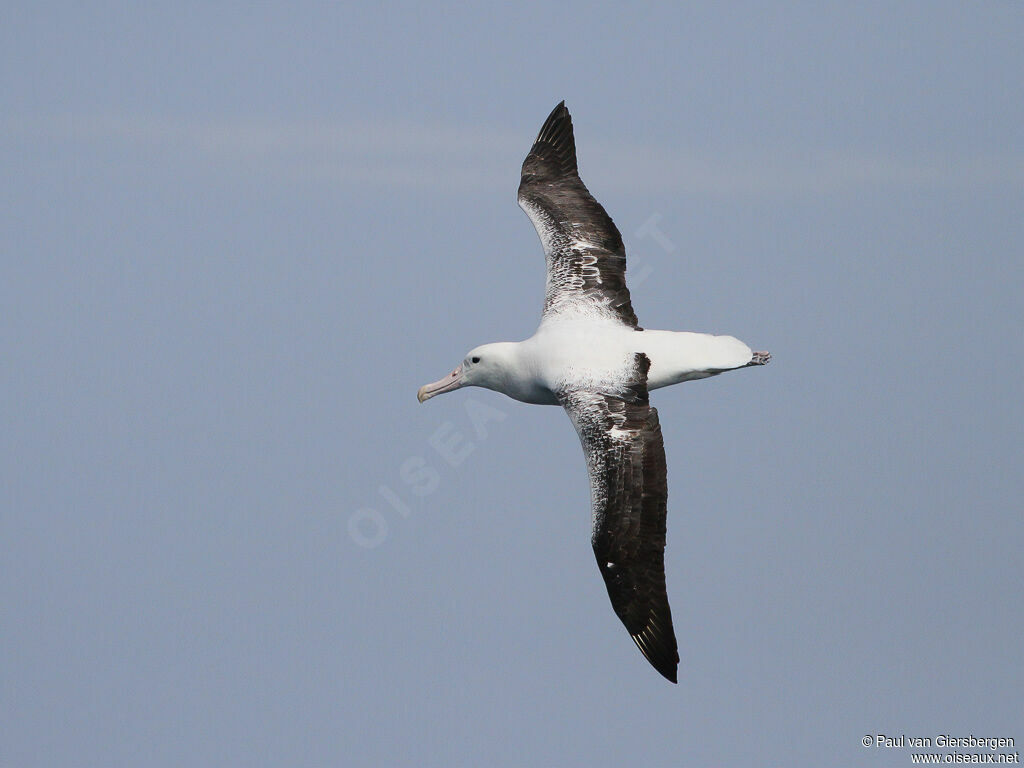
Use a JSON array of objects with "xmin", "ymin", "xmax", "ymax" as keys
[
  {"xmin": 643, "ymin": 650, "xmax": 679, "ymax": 684},
  {"xmin": 653, "ymin": 658, "xmax": 679, "ymax": 684},
  {"xmin": 538, "ymin": 100, "xmax": 572, "ymax": 136},
  {"xmin": 520, "ymin": 101, "xmax": 580, "ymax": 182},
  {"xmin": 631, "ymin": 627, "xmax": 680, "ymax": 684}
]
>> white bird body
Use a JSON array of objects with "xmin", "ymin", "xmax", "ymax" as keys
[{"xmin": 467, "ymin": 324, "xmax": 755, "ymax": 406}]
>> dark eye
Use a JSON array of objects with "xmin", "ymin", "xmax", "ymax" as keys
[{"xmin": 471, "ymin": 356, "xmax": 480, "ymax": 364}]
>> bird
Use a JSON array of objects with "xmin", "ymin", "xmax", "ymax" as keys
[{"xmin": 417, "ymin": 102, "xmax": 770, "ymax": 683}]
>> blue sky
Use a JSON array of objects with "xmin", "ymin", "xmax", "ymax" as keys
[{"xmin": 3, "ymin": 3, "xmax": 1022, "ymax": 766}]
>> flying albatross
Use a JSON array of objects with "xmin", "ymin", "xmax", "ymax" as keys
[{"xmin": 417, "ymin": 102, "xmax": 770, "ymax": 683}]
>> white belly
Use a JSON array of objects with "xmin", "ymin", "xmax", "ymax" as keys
[{"xmin": 520, "ymin": 322, "xmax": 753, "ymax": 398}]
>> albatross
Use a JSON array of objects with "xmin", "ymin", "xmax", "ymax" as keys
[{"xmin": 417, "ymin": 102, "xmax": 770, "ymax": 683}]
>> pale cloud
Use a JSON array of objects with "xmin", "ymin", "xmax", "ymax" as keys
[{"xmin": 5, "ymin": 112, "xmax": 1022, "ymax": 196}]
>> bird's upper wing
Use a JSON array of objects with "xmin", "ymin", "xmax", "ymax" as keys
[
  {"xmin": 557, "ymin": 353, "xmax": 679, "ymax": 683},
  {"xmin": 518, "ymin": 102, "xmax": 641, "ymax": 329}
]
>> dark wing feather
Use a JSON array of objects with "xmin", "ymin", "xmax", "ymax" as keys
[
  {"xmin": 558, "ymin": 354, "xmax": 679, "ymax": 683},
  {"xmin": 518, "ymin": 102, "xmax": 641, "ymax": 328}
]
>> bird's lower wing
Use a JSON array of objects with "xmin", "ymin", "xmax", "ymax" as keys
[{"xmin": 558, "ymin": 354, "xmax": 679, "ymax": 683}]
